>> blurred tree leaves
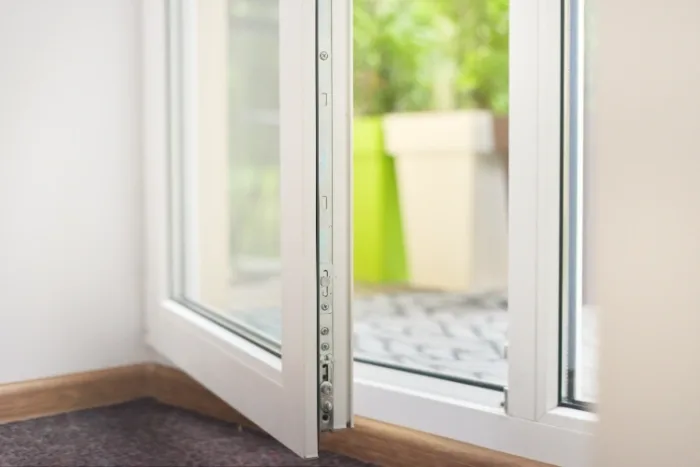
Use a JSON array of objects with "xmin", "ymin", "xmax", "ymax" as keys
[{"xmin": 354, "ymin": 0, "xmax": 509, "ymax": 116}]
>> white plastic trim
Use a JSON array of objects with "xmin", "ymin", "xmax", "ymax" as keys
[
  {"xmin": 354, "ymin": 375, "xmax": 593, "ymax": 467},
  {"xmin": 143, "ymin": 0, "xmax": 321, "ymax": 458}
]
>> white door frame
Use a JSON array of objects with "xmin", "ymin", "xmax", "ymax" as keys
[
  {"xmin": 142, "ymin": 0, "xmax": 331, "ymax": 457},
  {"xmin": 348, "ymin": 0, "xmax": 597, "ymax": 465},
  {"xmin": 142, "ymin": 0, "xmax": 598, "ymax": 463}
]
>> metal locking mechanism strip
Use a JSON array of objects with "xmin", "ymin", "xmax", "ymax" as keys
[{"xmin": 317, "ymin": 0, "xmax": 334, "ymax": 432}]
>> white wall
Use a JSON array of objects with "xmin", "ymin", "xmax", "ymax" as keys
[
  {"xmin": 0, "ymin": 0, "xmax": 146, "ymax": 384},
  {"xmin": 592, "ymin": 0, "xmax": 700, "ymax": 465}
]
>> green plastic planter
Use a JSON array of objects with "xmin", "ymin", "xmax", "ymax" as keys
[{"xmin": 353, "ymin": 117, "xmax": 407, "ymax": 285}]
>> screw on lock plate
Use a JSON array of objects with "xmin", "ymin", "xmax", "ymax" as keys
[{"xmin": 321, "ymin": 400, "xmax": 333, "ymax": 413}]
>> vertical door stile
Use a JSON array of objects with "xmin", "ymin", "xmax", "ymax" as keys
[{"xmin": 316, "ymin": 0, "xmax": 335, "ymax": 432}]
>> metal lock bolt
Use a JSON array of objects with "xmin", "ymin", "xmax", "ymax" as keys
[
  {"xmin": 320, "ymin": 381, "xmax": 333, "ymax": 395},
  {"xmin": 321, "ymin": 400, "xmax": 333, "ymax": 413}
]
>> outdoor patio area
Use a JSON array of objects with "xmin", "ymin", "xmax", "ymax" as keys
[{"xmin": 228, "ymin": 278, "xmax": 598, "ymax": 402}]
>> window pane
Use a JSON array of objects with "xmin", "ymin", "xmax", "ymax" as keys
[
  {"xmin": 352, "ymin": 0, "xmax": 509, "ymax": 391},
  {"xmin": 562, "ymin": 0, "xmax": 596, "ymax": 405},
  {"xmin": 171, "ymin": 0, "xmax": 282, "ymax": 352}
]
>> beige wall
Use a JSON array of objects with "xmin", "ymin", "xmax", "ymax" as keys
[
  {"xmin": 592, "ymin": 1, "xmax": 700, "ymax": 465},
  {"xmin": 0, "ymin": 0, "xmax": 147, "ymax": 384}
]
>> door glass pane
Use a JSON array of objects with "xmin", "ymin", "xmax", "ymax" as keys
[
  {"xmin": 561, "ymin": 0, "xmax": 596, "ymax": 406},
  {"xmin": 352, "ymin": 0, "xmax": 509, "ymax": 392},
  {"xmin": 170, "ymin": 0, "xmax": 282, "ymax": 353}
]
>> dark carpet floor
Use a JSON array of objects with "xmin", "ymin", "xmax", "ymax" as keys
[{"xmin": 0, "ymin": 399, "xmax": 371, "ymax": 466}]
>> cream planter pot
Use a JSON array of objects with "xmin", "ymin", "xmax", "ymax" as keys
[{"xmin": 383, "ymin": 110, "xmax": 508, "ymax": 293}]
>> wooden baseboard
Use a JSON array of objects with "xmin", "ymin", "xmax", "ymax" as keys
[
  {"xmin": 0, "ymin": 364, "xmax": 549, "ymax": 467},
  {"xmin": 147, "ymin": 364, "xmax": 254, "ymax": 427},
  {"xmin": 322, "ymin": 418, "xmax": 548, "ymax": 467},
  {"xmin": 0, "ymin": 365, "xmax": 148, "ymax": 424}
]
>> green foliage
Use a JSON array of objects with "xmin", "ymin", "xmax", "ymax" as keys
[
  {"xmin": 354, "ymin": 0, "xmax": 509, "ymax": 116},
  {"xmin": 353, "ymin": 0, "xmax": 447, "ymax": 115}
]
